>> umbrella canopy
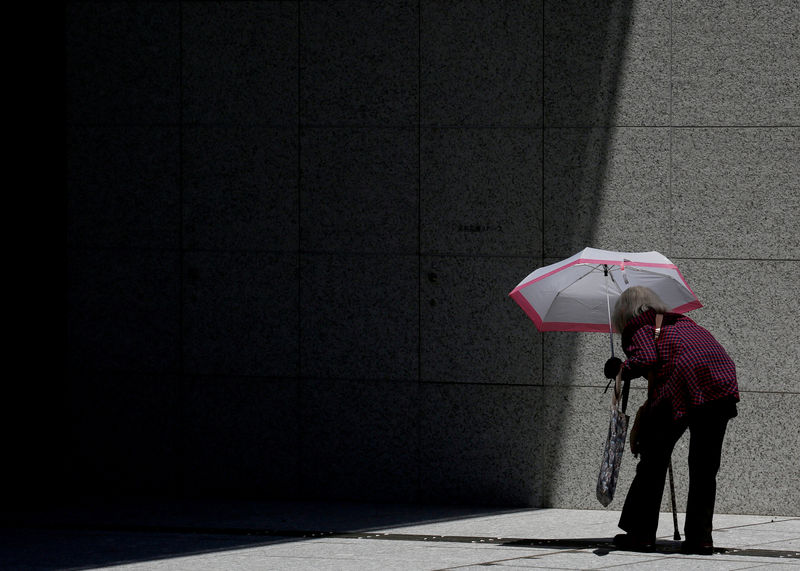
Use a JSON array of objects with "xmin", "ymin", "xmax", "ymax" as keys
[{"xmin": 509, "ymin": 247, "xmax": 701, "ymax": 333}]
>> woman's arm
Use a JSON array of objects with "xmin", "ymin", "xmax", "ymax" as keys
[{"xmin": 620, "ymin": 325, "xmax": 658, "ymax": 381}]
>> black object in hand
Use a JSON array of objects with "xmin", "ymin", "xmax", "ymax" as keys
[{"xmin": 604, "ymin": 357, "xmax": 622, "ymax": 379}]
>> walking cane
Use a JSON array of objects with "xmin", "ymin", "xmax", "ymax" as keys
[{"xmin": 668, "ymin": 460, "xmax": 681, "ymax": 540}]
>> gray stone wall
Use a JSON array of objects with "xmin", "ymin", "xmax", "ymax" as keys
[{"xmin": 65, "ymin": 1, "xmax": 799, "ymax": 515}]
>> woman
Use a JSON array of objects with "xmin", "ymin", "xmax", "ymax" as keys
[{"xmin": 603, "ymin": 286, "xmax": 739, "ymax": 555}]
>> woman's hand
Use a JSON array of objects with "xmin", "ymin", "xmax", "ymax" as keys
[{"xmin": 604, "ymin": 357, "xmax": 622, "ymax": 379}]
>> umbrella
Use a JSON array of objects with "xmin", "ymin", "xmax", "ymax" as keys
[
  {"xmin": 510, "ymin": 247, "xmax": 695, "ymax": 532},
  {"xmin": 508, "ymin": 247, "xmax": 702, "ymax": 355}
]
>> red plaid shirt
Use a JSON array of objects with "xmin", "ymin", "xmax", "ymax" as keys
[{"xmin": 621, "ymin": 309, "xmax": 739, "ymax": 420}]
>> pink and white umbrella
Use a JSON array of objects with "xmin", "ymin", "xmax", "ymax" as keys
[
  {"xmin": 509, "ymin": 248, "xmax": 701, "ymax": 336},
  {"xmin": 512, "ymin": 248, "xmax": 698, "ymax": 517}
]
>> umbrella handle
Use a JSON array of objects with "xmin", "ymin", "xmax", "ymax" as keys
[
  {"xmin": 621, "ymin": 377, "xmax": 630, "ymax": 413},
  {"xmin": 605, "ymin": 266, "xmax": 614, "ymax": 358}
]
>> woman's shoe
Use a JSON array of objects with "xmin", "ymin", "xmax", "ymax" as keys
[
  {"xmin": 613, "ymin": 533, "xmax": 655, "ymax": 552},
  {"xmin": 680, "ymin": 540, "xmax": 714, "ymax": 555}
]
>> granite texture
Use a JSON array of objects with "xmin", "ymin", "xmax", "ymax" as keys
[
  {"xmin": 539, "ymin": 385, "xmax": 696, "ymax": 515},
  {"xmin": 65, "ymin": 1, "xmax": 179, "ymax": 124},
  {"xmin": 538, "ymin": 385, "xmax": 643, "ymax": 510},
  {"xmin": 183, "ymin": 376, "xmax": 299, "ymax": 497},
  {"xmin": 300, "ymin": 1, "xmax": 418, "ymax": 126},
  {"xmin": 543, "ymin": 331, "xmax": 624, "ymax": 388},
  {"xmin": 182, "ymin": 1, "xmax": 297, "ymax": 125},
  {"xmin": 421, "ymin": 1, "xmax": 542, "ymax": 126},
  {"xmin": 671, "ymin": 128, "xmax": 800, "ymax": 259},
  {"xmin": 182, "ymin": 251, "xmax": 299, "ymax": 377},
  {"xmin": 421, "ymin": 255, "xmax": 542, "ymax": 384},
  {"xmin": 419, "ymin": 383, "xmax": 544, "ymax": 506},
  {"xmin": 299, "ymin": 379, "xmax": 418, "ymax": 502},
  {"xmin": 714, "ymin": 391, "xmax": 800, "ymax": 516},
  {"xmin": 420, "ymin": 128, "xmax": 542, "ymax": 257},
  {"xmin": 540, "ymin": 387, "xmax": 800, "ymax": 517},
  {"xmin": 543, "ymin": 127, "xmax": 670, "ymax": 258},
  {"xmin": 67, "ymin": 372, "xmax": 181, "ymax": 495},
  {"xmin": 300, "ymin": 254, "xmax": 418, "ymax": 381},
  {"xmin": 676, "ymin": 259, "xmax": 799, "ymax": 394},
  {"xmin": 375, "ymin": 507, "xmax": 623, "ymax": 538},
  {"xmin": 545, "ymin": 0, "xmax": 669, "ymax": 127},
  {"xmin": 182, "ymin": 126, "xmax": 298, "ymax": 251},
  {"xmin": 672, "ymin": 0, "xmax": 800, "ymax": 126},
  {"xmin": 300, "ymin": 128, "xmax": 417, "ymax": 254},
  {"xmin": 68, "ymin": 126, "xmax": 179, "ymax": 249},
  {"xmin": 494, "ymin": 550, "xmax": 661, "ymax": 569},
  {"xmin": 68, "ymin": 249, "xmax": 181, "ymax": 374},
  {"xmin": 61, "ymin": 0, "xmax": 800, "ymax": 514}
]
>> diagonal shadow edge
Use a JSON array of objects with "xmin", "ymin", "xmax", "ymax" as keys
[{"xmin": 539, "ymin": 0, "xmax": 636, "ymax": 508}]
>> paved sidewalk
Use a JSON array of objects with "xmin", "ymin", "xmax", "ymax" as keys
[{"xmin": 2, "ymin": 500, "xmax": 798, "ymax": 569}]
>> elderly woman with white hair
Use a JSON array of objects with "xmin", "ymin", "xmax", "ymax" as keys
[{"xmin": 603, "ymin": 286, "xmax": 739, "ymax": 555}]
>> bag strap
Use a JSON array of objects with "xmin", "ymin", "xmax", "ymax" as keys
[
  {"xmin": 612, "ymin": 369, "xmax": 623, "ymax": 409},
  {"xmin": 654, "ymin": 313, "xmax": 664, "ymax": 340},
  {"xmin": 646, "ymin": 313, "xmax": 664, "ymax": 398}
]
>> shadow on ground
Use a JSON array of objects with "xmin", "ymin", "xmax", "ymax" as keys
[{"xmin": 1, "ymin": 498, "xmax": 531, "ymax": 569}]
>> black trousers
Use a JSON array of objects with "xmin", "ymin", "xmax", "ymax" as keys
[{"xmin": 618, "ymin": 402, "xmax": 734, "ymax": 543}]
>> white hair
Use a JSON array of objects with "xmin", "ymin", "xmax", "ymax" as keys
[{"xmin": 612, "ymin": 286, "xmax": 669, "ymax": 333}]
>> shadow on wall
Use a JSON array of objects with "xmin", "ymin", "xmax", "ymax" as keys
[
  {"xmin": 293, "ymin": 1, "xmax": 636, "ymax": 509},
  {"xmin": 33, "ymin": 1, "xmax": 642, "ymax": 569},
  {"xmin": 57, "ymin": 0, "xmax": 635, "ymax": 518},
  {"xmin": 537, "ymin": 0, "xmax": 636, "ymax": 506}
]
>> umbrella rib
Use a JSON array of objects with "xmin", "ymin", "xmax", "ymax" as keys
[
  {"xmin": 608, "ymin": 270, "xmax": 624, "ymax": 293},
  {"xmin": 509, "ymin": 250, "xmax": 701, "ymax": 331},
  {"xmin": 550, "ymin": 264, "xmax": 605, "ymax": 302}
]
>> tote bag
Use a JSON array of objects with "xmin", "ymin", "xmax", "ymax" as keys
[{"xmin": 596, "ymin": 372, "xmax": 629, "ymax": 507}]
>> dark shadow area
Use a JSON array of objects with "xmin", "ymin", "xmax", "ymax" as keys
[
  {"xmin": 7, "ymin": 0, "xmax": 71, "ymax": 515},
  {"xmin": 1, "ymin": 499, "xmax": 532, "ymax": 570},
  {"xmin": 539, "ymin": 0, "xmax": 635, "ymax": 505},
  {"xmin": 1, "ymin": 528, "xmax": 285, "ymax": 571},
  {"xmin": 35, "ymin": 0, "xmax": 640, "ymax": 568}
]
